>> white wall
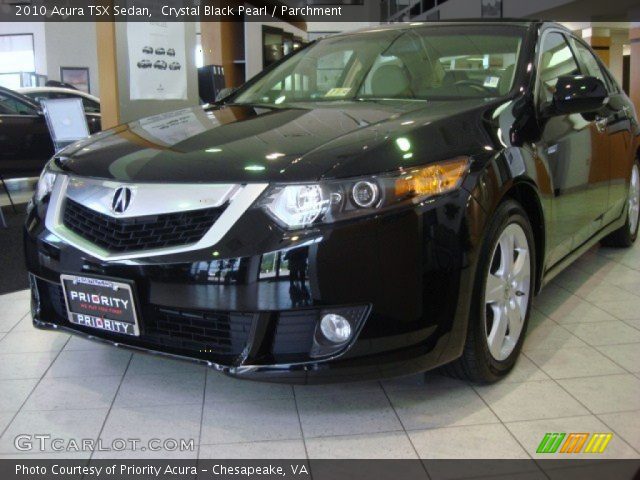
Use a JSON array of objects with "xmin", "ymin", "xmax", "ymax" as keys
[
  {"xmin": 44, "ymin": 22, "xmax": 99, "ymax": 96},
  {"xmin": 0, "ymin": 22, "xmax": 100, "ymax": 95},
  {"xmin": 0, "ymin": 22, "xmax": 47, "ymax": 75}
]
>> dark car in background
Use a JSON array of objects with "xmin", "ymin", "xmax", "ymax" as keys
[
  {"xmin": 25, "ymin": 22, "xmax": 639, "ymax": 384},
  {"xmin": 167, "ymin": 48, "xmax": 176, "ymax": 56},
  {"xmin": 0, "ymin": 86, "xmax": 100, "ymax": 178},
  {"xmin": 155, "ymin": 47, "xmax": 165, "ymax": 55},
  {"xmin": 154, "ymin": 60, "xmax": 167, "ymax": 70},
  {"xmin": 0, "ymin": 87, "xmax": 53, "ymax": 178},
  {"xmin": 142, "ymin": 46, "xmax": 153, "ymax": 54},
  {"xmin": 137, "ymin": 59, "xmax": 152, "ymax": 69},
  {"xmin": 169, "ymin": 62, "xmax": 181, "ymax": 71}
]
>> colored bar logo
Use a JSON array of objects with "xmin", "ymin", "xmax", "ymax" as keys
[{"xmin": 537, "ymin": 433, "xmax": 613, "ymax": 454}]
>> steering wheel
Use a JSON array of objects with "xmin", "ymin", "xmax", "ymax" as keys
[{"xmin": 453, "ymin": 80, "xmax": 495, "ymax": 94}]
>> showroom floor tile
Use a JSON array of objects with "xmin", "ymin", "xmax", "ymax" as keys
[
  {"xmin": 113, "ymin": 371, "xmax": 205, "ymax": 408},
  {"xmin": 200, "ymin": 396, "xmax": 302, "ymax": 445},
  {"xmin": 408, "ymin": 423, "xmax": 530, "ymax": 459},
  {"xmin": 198, "ymin": 439, "xmax": 307, "ymax": 460},
  {"xmin": 385, "ymin": 382, "xmax": 500, "ymax": 430},
  {"xmin": 597, "ymin": 411, "xmax": 640, "ymax": 452},
  {"xmin": 474, "ymin": 379, "xmax": 589, "ymax": 422},
  {"xmin": 524, "ymin": 345, "xmax": 625, "ymax": 379},
  {"xmin": 99, "ymin": 403, "xmax": 203, "ymax": 446},
  {"xmin": 0, "ymin": 242, "xmax": 639, "ymax": 459},
  {"xmin": 22, "ymin": 375, "xmax": 122, "ymax": 411},
  {"xmin": 304, "ymin": 431, "xmax": 418, "ymax": 459},
  {"xmin": 44, "ymin": 349, "xmax": 132, "ymax": 378},
  {"xmin": 296, "ymin": 389, "xmax": 403, "ymax": 438}
]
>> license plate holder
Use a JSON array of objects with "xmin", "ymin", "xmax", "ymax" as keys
[{"xmin": 60, "ymin": 274, "xmax": 140, "ymax": 337}]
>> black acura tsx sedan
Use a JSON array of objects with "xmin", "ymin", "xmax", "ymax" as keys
[{"xmin": 25, "ymin": 22, "xmax": 639, "ymax": 383}]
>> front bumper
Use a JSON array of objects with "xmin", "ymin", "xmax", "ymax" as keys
[{"xmin": 24, "ymin": 189, "xmax": 486, "ymax": 384}]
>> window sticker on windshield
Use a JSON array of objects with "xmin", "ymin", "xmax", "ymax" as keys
[
  {"xmin": 325, "ymin": 87, "xmax": 352, "ymax": 97},
  {"xmin": 484, "ymin": 76, "xmax": 500, "ymax": 88}
]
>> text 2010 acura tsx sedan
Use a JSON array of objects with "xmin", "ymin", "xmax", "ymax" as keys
[{"xmin": 25, "ymin": 22, "xmax": 639, "ymax": 383}]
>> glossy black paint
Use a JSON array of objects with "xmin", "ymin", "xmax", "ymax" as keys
[
  {"xmin": 25, "ymin": 22, "xmax": 640, "ymax": 383},
  {"xmin": 551, "ymin": 75, "xmax": 608, "ymax": 115},
  {"xmin": 56, "ymin": 99, "xmax": 491, "ymax": 183}
]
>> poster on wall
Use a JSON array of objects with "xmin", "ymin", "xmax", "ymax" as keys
[{"xmin": 127, "ymin": 22, "xmax": 187, "ymax": 100}]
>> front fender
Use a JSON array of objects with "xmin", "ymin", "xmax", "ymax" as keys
[{"xmin": 463, "ymin": 148, "xmax": 551, "ymax": 292}]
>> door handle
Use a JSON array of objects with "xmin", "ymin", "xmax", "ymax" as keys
[{"xmin": 595, "ymin": 116, "xmax": 608, "ymax": 133}]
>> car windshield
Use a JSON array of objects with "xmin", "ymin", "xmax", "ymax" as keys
[{"xmin": 233, "ymin": 25, "xmax": 525, "ymax": 106}]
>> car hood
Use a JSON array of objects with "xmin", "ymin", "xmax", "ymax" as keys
[{"xmin": 57, "ymin": 99, "xmax": 495, "ymax": 183}]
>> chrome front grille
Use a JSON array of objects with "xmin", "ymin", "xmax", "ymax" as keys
[
  {"xmin": 62, "ymin": 198, "xmax": 225, "ymax": 253},
  {"xmin": 46, "ymin": 176, "xmax": 269, "ymax": 261}
]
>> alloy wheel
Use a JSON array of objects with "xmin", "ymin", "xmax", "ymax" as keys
[
  {"xmin": 629, "ymin": 164, "xmax": 640, "ymax": 235},
  {"xmin": 484, "ymin": 223, "xmax": 531, "ymax": 361}
]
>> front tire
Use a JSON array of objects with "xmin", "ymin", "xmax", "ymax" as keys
[
  {"xmin": 444, "ymin": 199, "xmax": 535, "ymax": 383},
  {"xmin": 601, "ymin": 161, "xmax": 640, "ymax": 248}
]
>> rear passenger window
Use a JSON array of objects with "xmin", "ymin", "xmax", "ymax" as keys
[
  {"xmin": 571, "ymin": 39, "xmax": 615, "ymax": 92},
  {"xmin": 537, "ymin": 32, "xmax": 580, "ymax": 106}
]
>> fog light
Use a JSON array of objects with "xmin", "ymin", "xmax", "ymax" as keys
[{"xmin": 320, "ymin": 314, "xmax": 352, "ymax": 344}]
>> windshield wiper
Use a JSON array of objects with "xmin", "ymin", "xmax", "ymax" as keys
[
  {"xmin": 222, "ymin": 102, "xmax": 288, "ymax": 110},
  {"xmin": 355, "ymin": 97, "xmax": 428, "ymax": 103}
]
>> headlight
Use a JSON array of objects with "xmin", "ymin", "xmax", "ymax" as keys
[
  {"xmin": 262, "ymin": 184, "xmax": 330, "ymax": 229},
  {"xmin": 34, "ymin": 169, "xmax": 58, "ymax": 203},
  {"xmin": 258, "ymin": 156, "xmax": 469, "ymax": 229}
]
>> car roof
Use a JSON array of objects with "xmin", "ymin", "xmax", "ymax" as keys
[
  {"xmin": 330, "ymin": 20, "xmax": 552, "ymax": 38},
  {"xmin": 16, "ymin": 86, "xmax": 100, "ymax": 103}
]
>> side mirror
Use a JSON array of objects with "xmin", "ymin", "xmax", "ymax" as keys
[
  {"xmin": 552, "ymin": 75, "xmax": 608, "ymax": 115},
  {"xmin": 216, "ymin": 87, "xmax": 238, "ymax": 103}
]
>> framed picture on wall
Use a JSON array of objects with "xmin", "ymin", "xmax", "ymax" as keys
[
  {"xmin": 59, "ymin": 67, "xmax": 90, "ymax": 93},
  {"xmin": 481, "ymin": 0, "xmax": 502, "ymax": 18}
]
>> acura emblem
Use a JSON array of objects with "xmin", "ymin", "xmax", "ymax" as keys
[{"xmin": 111, "ymin": 187, "xmax": 132, "ymax": 214}]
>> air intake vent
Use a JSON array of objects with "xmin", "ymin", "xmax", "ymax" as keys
[{"xmin": 145, "ymin": 307, "xmax": 255, "ymax": 355}]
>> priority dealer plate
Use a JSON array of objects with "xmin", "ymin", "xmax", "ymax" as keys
[{"xmin": 60, "ymin": 274, "xmax": 140, "ymax": 336}]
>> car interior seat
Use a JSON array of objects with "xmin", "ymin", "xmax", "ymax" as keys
[{"xmin": 370, "ymin": 64, "xmax": 412, "ymax": 98}]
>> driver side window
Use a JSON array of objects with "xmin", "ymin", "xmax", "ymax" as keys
[{"xmin": 537, "ymin": 32, "xmax": 580, "ymax": 107}]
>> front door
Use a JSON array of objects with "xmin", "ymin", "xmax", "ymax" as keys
[
  {"xmin": 535, "ymin": 30, "xmax": 610, "ymax": 267},
  {"xmin": 570, "ymin": 37, "xmax": 637, "ymax": 227}
]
